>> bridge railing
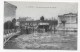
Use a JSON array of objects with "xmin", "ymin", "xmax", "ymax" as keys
[
  {"xmin": 3, "ymin": 31, "xmax": 20, "ymax": 45},
  {"xmin": 4, "ymin": 29, "xmax": 17, "ymax": 35}
]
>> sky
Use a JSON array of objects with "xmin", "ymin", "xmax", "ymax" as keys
[{"xmin": 7, "ymin": 1, "xmax": 78, "ymax": 20}]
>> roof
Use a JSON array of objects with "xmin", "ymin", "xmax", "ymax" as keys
[
  {"xmin": 58, "ymin": 13, "xmax": 77, "ymax": 17},
  {"xmin": 4, "ymin": 1, "xmax": 17, "ymax": 8},
  {"xmin": 64, "ymin": 13, "xmax": 77, "ymax": 16}
]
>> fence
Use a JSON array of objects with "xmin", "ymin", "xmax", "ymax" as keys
[{"xmin": 4, "ymin": 29, "xmax": 17, "ymax": 35}]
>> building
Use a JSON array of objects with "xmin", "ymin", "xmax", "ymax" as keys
[
  {"xmin": 58, "ymin": 13, "xmax": 77, "ymax": 23},
  {"xmin": 58, "ymin": 13, "xmax": 78, "ymax": 29},
  {"xmin": 17, "ymin": 17, "xmax": 34, "ymax": 22},
  {"xmin": 17, "ymin": 17, "xmax": 27, "ymax": 22},
  {"xmin": 4, "ymin": 1, "xmax": 17, "ymax": 22},
  {"xmin": 18, "ymin": 19, "xmax": 58, "ymax": 32}
]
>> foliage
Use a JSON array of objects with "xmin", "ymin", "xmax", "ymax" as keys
[
  {"xmin": 4, "ymin": 21, "xmax": 13, "ymax": 29},
  {"xmin": 4, "ymin": 18, "xmax": 16, "ymax": 29},
  {"xmin": 52, "ymin": 19, "xmax": 58, "ymax": 27},
  {"xmin": 61, "ymin": 20, "xmax": 66, "ymax": 26},
  {"xmin": 12, "ymin": 18, "xmax": 16, "ymax": 29},
  {"xmin": 40, "ymin": 16, "xmax": 44, "ymax": 21},
  {"xmin": 52, "ymin": 19, "xmax": 58, "ymax": 34},
  {"xmin": 12, "ymin": 18, "xmax": 16, "ymax": 24}
]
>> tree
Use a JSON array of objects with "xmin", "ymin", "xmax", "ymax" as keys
[
  {"xmin": 40, "ymin": 16, "xmax": 44, "ymax": 21},
  {"xmin": 76, "ymin": 18, "xmax": 77, "ymax": 23},
  {"xmin": 61, "ymin": 20, "xmax": 66, "ymax": 28},
  {"xmin": 52, "ymin": 19, "xmax": 58, "ymax": 34},
  {"xmin": 12, "ymin": 18, "xmax": 16, "ymax": 24},
  {"xmin": 4, "ymin": 21, "xmax": 13, "ymax": 29},
  {"xmin": 12, "ymin": 18, "xmax": 16, "ymax": 29}
]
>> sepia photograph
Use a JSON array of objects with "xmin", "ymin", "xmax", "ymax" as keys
[{"xmin": 3, "ymin": 1, "xmax": 78, "ymax": 50}]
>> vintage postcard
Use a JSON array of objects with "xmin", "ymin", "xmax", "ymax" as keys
[{"xmin": 4, "ymin": 1, "xmax": 78, "ymax": 50}]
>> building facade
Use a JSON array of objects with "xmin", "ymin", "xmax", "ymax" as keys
[
  {"xmin": 4, "ymin": 1, "xmax": 17, "ymax": 22},
  {"xmin": 58, "ymin": 13, "xmax": 78, "ymax": 29}
]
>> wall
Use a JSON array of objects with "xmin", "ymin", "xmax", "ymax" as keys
[
  {"xmin": 4, "ymin": 1, "xmax": 17, "ymax": 22},
  {"xmin": 58, "ymin": 13, "xmax": 78, "ymax": 29}
]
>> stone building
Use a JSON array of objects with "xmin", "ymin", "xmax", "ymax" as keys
[
  {"xmin": 58, "ymin": 13, "xmax": 78, "ymax": 29},
  {"xmin": 4, "ymin": 1, "xmax": 17, "ymax": 22}
]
